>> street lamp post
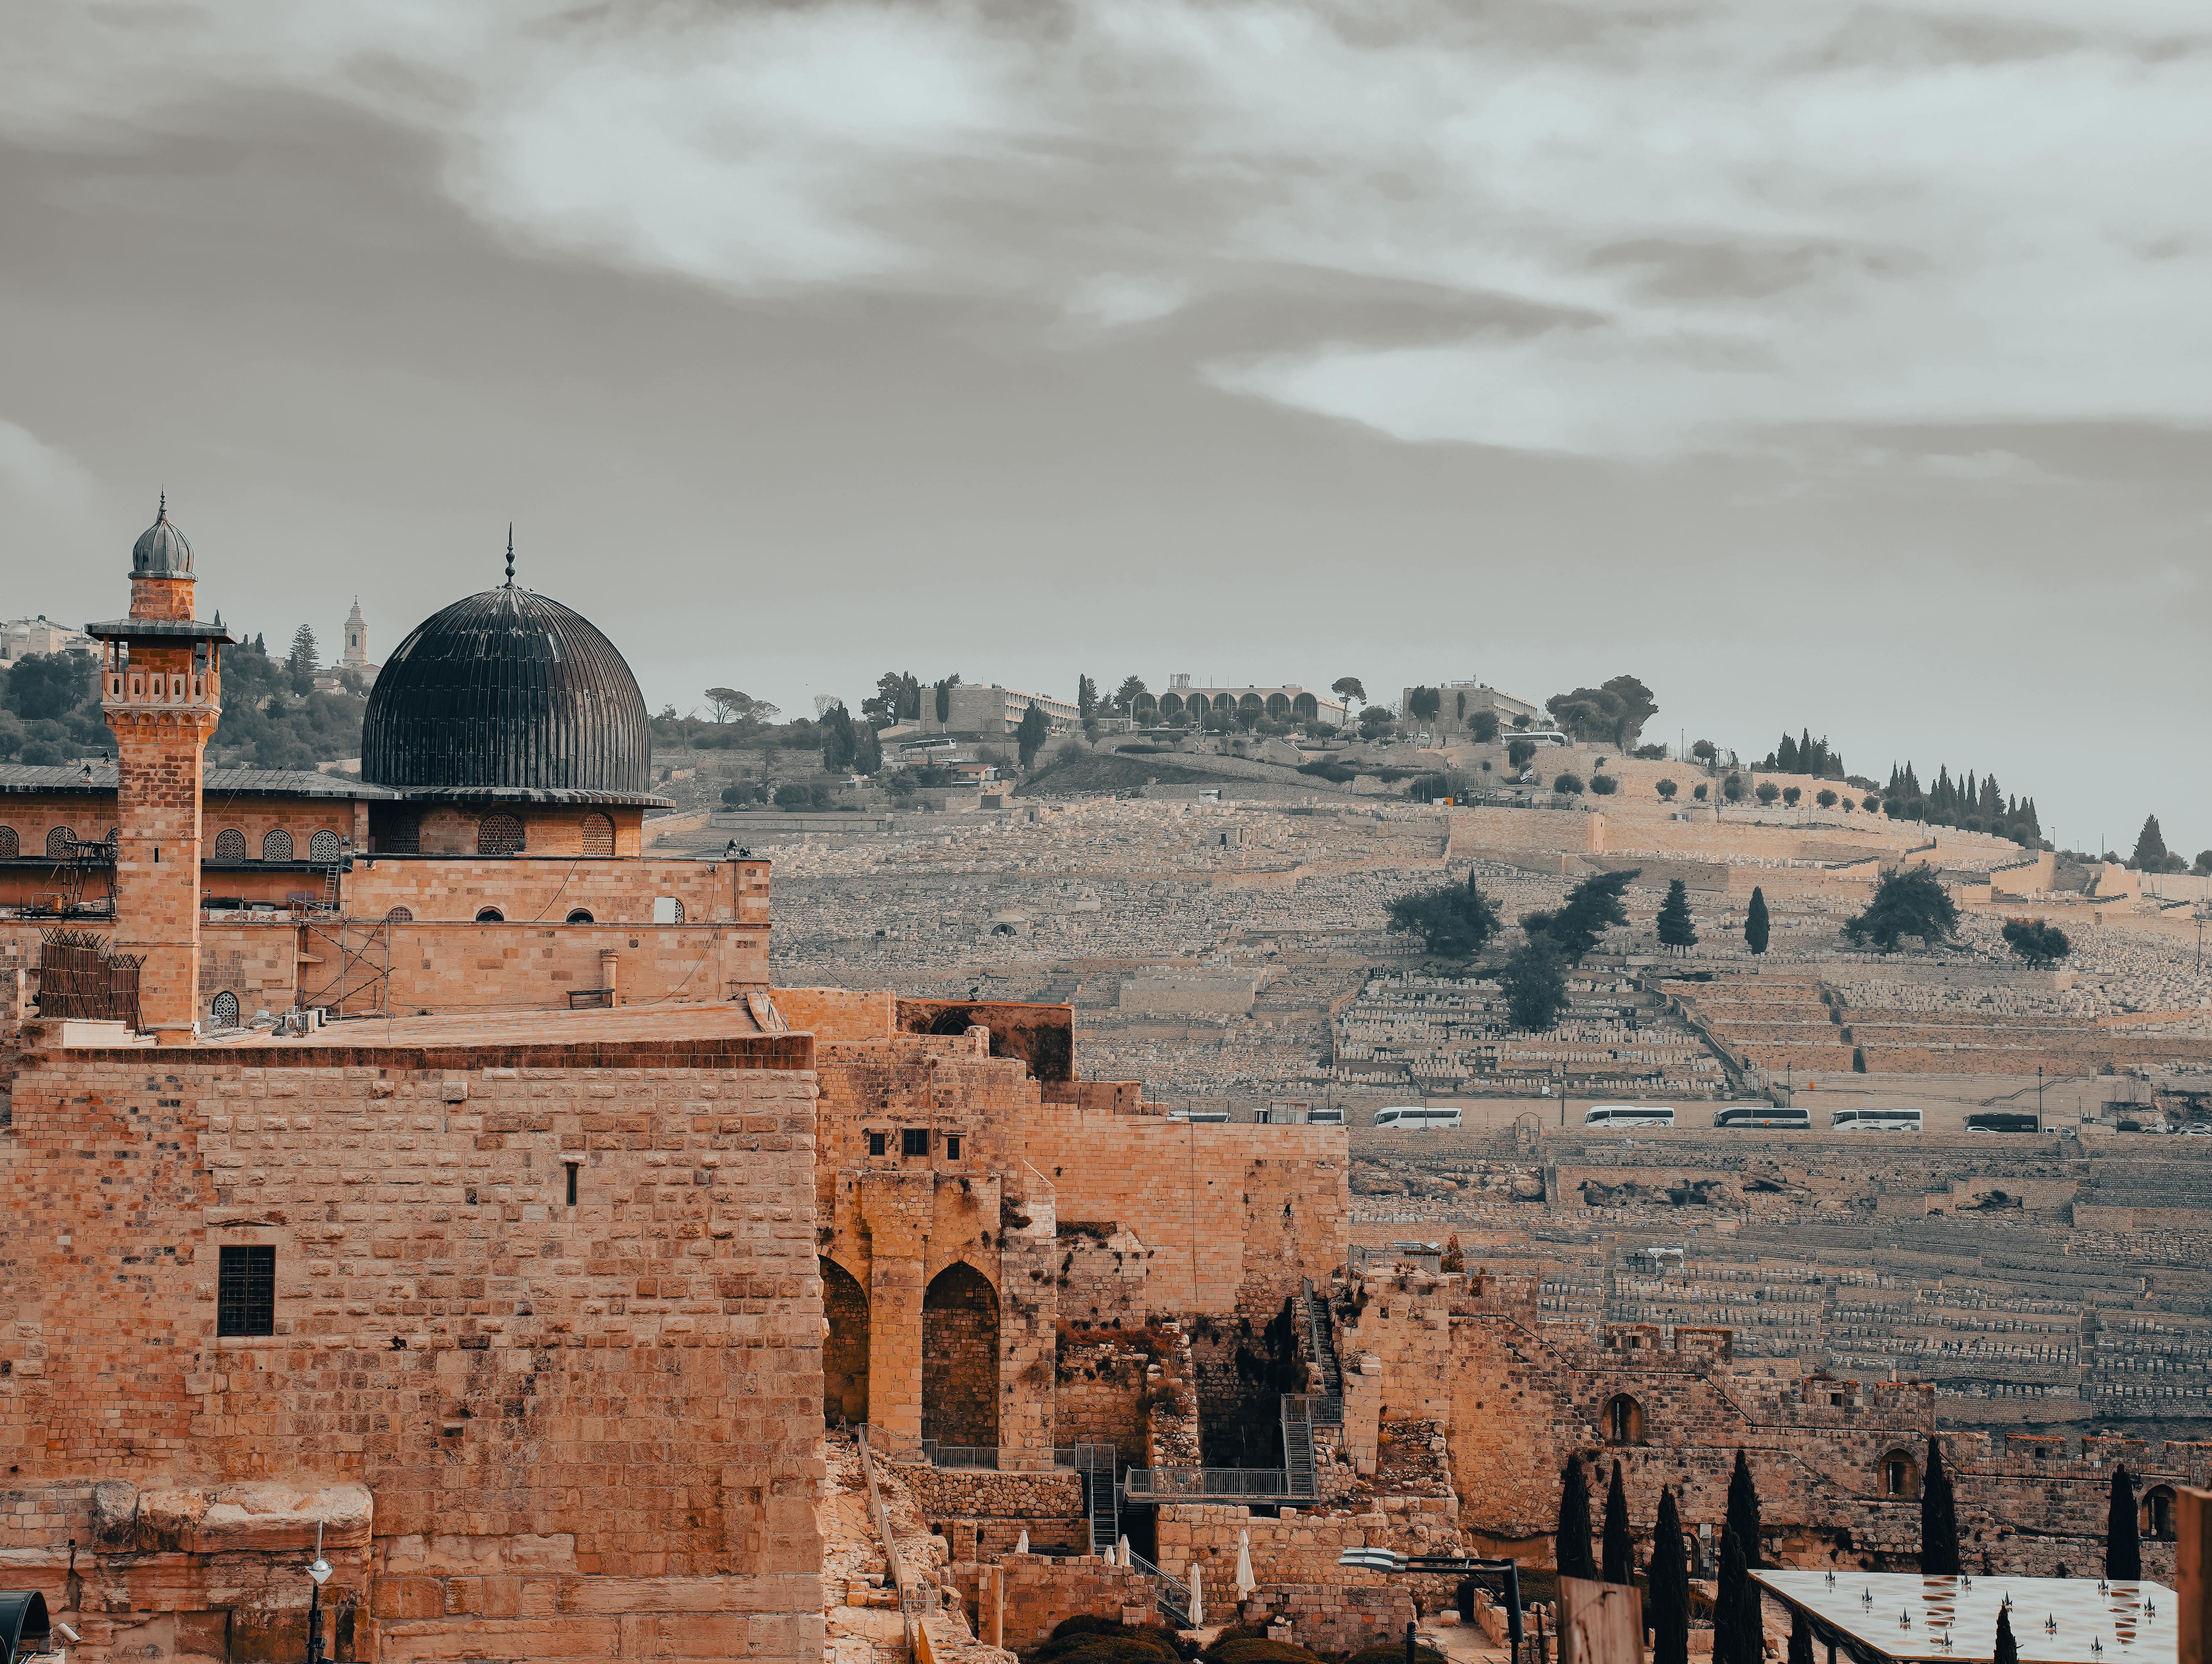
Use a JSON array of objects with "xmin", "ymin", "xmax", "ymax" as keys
[{"xmin": 305, "ymin": 1523, "xmax": 332, "ymax": 1664}]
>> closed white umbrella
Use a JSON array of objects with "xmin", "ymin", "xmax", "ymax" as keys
[
  {"xmin": 1235, "ymin": 1530, "xmax": 1255, "ymax": 1600},
  {"xmin": 1189, "ymin": 1561, "xmax": 1204, "ymax": 1627},
  {"xmin": 1016, "ymin": 1529, "xmax": 1029, "ymax": 1555},
  {"xmin": 1118, "ymin": 1535, "xmax": 1131, "ymax": 1567}
]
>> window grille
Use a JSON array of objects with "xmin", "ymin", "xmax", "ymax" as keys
[
  {"xmin": 211, "ymin": 828, "xmax": 246, "ymax": 862},
  {"xmin": 211, "ymin": 990, "xmax": 240, "ymax": 1028},
  {"xmin": 0, "ymin": 826, "xmax": 16, "ymax": 857},
  {"xmin": 308, "ymin": 830, "xmax": 343, "ymax": 863},
  {"xmin": 478, "ymin": 813, "xmax": 524, "ymax": 856},
  {"xmin": 580, "ymin": 812, "xmax": 614, "ymax": 857},
  {"xmin": 217, "ymin": 1245, "xmax": 275, "ymax": 1336},
  {"xmin": 45, "ymin": 827, "xmax": 75, "ymax": 858},
  {"xmin": 902, "ymin": 1129, "xmax": 930, "ymax": 1157},
  {"xmin": 262, "ymin": 829, "xmax": 294, "ymax": 861}
]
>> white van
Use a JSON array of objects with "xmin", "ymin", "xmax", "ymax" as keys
[
  {"xmin": 1585, "ymin": 1105, "xmax": 1676, "ymax": 1129},
  {"xmin": 1373, "ymin": 1106, "xmax": 1463, "ymax": 1130},
  {"xmin": 1831, "ymin": 1107, "xmax": 1923, "ymax": 1133}
]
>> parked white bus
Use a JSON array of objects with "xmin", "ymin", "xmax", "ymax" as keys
[
  {"xmin": 1831, "ymin": 1107, "xmax": 1923, "ymax": 1132},
  {"xmin": 1373, "ymin": 1106, "xmax": 1463, "ymax": 1130},
  {"xmin": 1167, "ymin": 1109, "xmax": 1231, "ymax": 1123},
  {"xmin": 1712, "ymin": 1105, "xmax": 1811, "ymax": 1130},
  {"xmin": 1303, "ymin": 1107, "xmax": 1345, "ymax": 1125},
  {"xmin": 1585, "ymin": 1105, "xmax": 1676, "ymax": 1128}
]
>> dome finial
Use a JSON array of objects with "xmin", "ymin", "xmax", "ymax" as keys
[
  {"xmin": 158, "ymin": 490, "xmax": 166, "ymax": 520},
  {"xmin": 505, "ymin": 523, "xmax": 515, "ymax": 587}
]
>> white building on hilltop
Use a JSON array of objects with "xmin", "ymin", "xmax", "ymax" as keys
[{"xmin": 0, "ymin": 615, "xmax": 94, "ymax": 664}]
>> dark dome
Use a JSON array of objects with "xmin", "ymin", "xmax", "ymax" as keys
[
  {"xmin": 132, "ymin": 497, "xmax": 192, "ymax": 576},
  {"xmin": 362, "ymin": 584, "xmax": 653, "ymax": 797}
]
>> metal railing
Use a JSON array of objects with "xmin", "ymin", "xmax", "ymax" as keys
[
  {"xmin": 1123, "ymin": 1466, "xmax": 1292, "ymax": 1501},
  {"xmin": 857, "ymin": 1426, "xmax": 1024, "ymax": 1471},
  {"xmin": 854, "ymin": 1427, "xmax": 928, "ymax": 1645},
  {"xmin": 1128, "ymin": 1550, "xmax": 1191, "ymax": 1627}
]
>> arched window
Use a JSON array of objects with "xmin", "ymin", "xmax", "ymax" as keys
[
  {"xmin": 1880, "ymin": 1449, "xmax": 1922, "ymax": 1498},
  {"xmin": 1602, "ymin": 1394, "xmax": 1645, "ymax": 1447},
  {"xmin": 45, "ymin": 827, "xmax": 76, "ymax": 858},
  {"xmin": 566, "ymin": 908, "xmax": 596, "ymax": 924},
  {"xmin": 1185, "ymin": 693, "xmax": 1211, "ymax": 718},
  {"xmin": 1133, "ymin": 692, "xmax": 1157, "ymax": 719},
  {"xmin": 308, "ymin": 830, "xmax": 343, "ymax": 863},
  {"xmin": 1238, "ymin": 693, "xmax": 1264, "ymax": 715},
  {"xmin": 479, "ymin": 813, "xmax": 524, "ymax": 856},
  {"xmin": 2144, "ymin": 1486, "xmax": 2178, "ymax": 1542},
  {"xmin": 1265, "ymin": 692, "xmax": 1292, "ymax": 721},
  {"xmin": 1292, "ymin": 692, "xmax": 1319, "ymax": 722},
  {"xmin": 384, "ymin": 906, "xmax": 413, "ymax": 923},
  {"xmin": 211, "ymin": 828, "xmax": 247, "ymax": 862},
  {"xmin": 262, "ymin": 829, "xmax": 294, "ymax": 861},
  {"xmin": 0, "ymin": 826, "xmax": 17, "ymax": 858},
  {"xmin": 1158, "ymin": 693, "xmax": 1184, "ymax": 720},
  {"xmin": 210, "ymin": 990, "xmax": 240, "ymax": 1028},
  {"xmin": 476, "ymin": 906, "xmax": 505, "ymax": 924},
  {"xmin": 580, "ymin": 812, "xmax": 614, "ymax": 857}
]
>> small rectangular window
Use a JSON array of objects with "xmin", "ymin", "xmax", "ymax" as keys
[
  {"xmin": 217, "ymin": 1244, "xmax": 275, "ymax": 1336},
  {"xmin": 902, "ymin": 1128, "xmax": 930, "ymax": 1158},
  {"xmin": 945, "ymin": 1135, "xmax": 962, "ymax": 1161},
  {"xmin": 565, "ymin": 1163, "xmax": 579, "ymax": 1206},
  {"xmin": 868, "ymin": 1132, "xmax": 887, "ymax": 1157}
]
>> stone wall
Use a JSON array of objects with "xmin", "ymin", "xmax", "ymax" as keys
[
  {"xmin": 976, "ymin": 1552, "xmax": 1156, "ymax": 1649},
  {"xmin": 343, "ymin": 852, "xmax": 761, "ymax": 927},
  {"xmin": 1023, "ymin": 1109, "xmax": 1349, "ymax": 1318},
  {"xmin": 0, "ymin": 1022, "xmax": 827, "ymax": 1664}
]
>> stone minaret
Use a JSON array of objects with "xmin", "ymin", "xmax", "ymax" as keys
[
  {"xmin": 342, "ymin": 596, "xmax": 369, "ymax": 669},
  {"xmin": 89, "ymin": 498, "xmax": 232, "ymax": 1044}
]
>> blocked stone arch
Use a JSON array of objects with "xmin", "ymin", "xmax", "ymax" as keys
[
  {"xmin": 922, "ymin": 1260, "xmax": 1000, "ymax": 1449},
  {"xmin": 821, "ymin": 1256, "xmax": 870, "ymax": 1426},
  {"xmin": 1879, "ymin": 1446, "xmax": 1922, "ymax": 1498},
  {"xmin": 1601, "ymin": 1392, "xmax": 1645, "ymax": 1446},
  {"xmin": 1292, "ymin": 691, "xmax": 1319, "ymax": 722}
]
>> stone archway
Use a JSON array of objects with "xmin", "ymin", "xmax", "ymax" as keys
[
  {"xmin": 822, "ymin": 1258, "xmax": 870, "ymax": 1426},
  {"xmin": 922, "ymin": 1261, "xmax": 1000, "ymax": 1449}
]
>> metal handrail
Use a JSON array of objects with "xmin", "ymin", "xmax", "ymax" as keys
[
  {"xmin": 1123, "ymin": 1466, "xmax": 1291, "ymax": 1500},
  {"xmin": 1128, "ymin": 1550, "xmax": 1191, "ymax": 1626},
  {"xmin": 855, "ymin": 1426, "xmax": 925, "ymax": 1646}
]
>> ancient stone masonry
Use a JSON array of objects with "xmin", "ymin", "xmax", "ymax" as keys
[
  {"xmin": 0, "ymin": 1016, "xmax": 826, "ymax": 1664},
  {"xmin": 1328, "ymin": 1256, "xmax": 2201, "ymax": 1578}
]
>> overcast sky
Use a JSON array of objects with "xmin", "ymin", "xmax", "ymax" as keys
[{"xmin": 3, "ymin": 0, "xmax": 2207, "ymax": 855}]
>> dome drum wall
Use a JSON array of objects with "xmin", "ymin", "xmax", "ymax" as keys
[{"xmin": 362, "ymin": 587, "xmax": 653, "ymax": 797}]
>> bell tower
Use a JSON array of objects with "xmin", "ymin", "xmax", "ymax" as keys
[{"xmin": 87, "ymin": 498, "xmax": 232, "ymax": 1044}]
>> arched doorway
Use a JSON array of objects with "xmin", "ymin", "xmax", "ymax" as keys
[
  {"xmin": 821, "ymin": 1258, "xmax": 870, "ymax": 1426},
  {"xmin": 922, "ymin": 1262, "xmax": 1000, "ymax": 1449}
]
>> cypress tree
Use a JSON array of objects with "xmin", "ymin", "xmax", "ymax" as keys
[
  {"xmin": 1657, "ymin": 879, "xmax": 1699, "ymax": 956},
  {"xmin": 1995, "ymin": 1607, "xmax": 2019, "ymax": 1664},
  {"xmin": 1715, "ymin": 1522, "xmax": 1761, "ymax": 1664},
  {"xmin": 1556, "ymin": 1454, "xmax": 1598, "ymax": 1582},
  {"xmin": 1649, "ymin": 1489, "xmax": 1690, "ymax": 1664},
  {"xmin": 1920, "ymin": 1437, "xmax": 1960, "ymax": 1575},
  {"xmin": 2107, "ymin": 1465, "xmax": 2141, "ymax": 1580},
  {"xmin": 1602, "ymin": 1460, "xmax": 1634, "ymax": 1585},
  {"xmin": 1744, "ymin": 887, "xmax": 1770, "ymax": 956},
  {"xmin": 1726, "ymin": 1449, "xmax": 1763, "ymax": 1569},
  {"xmin": 1789, "ymin": 1610, "xmax": 1815, "ymax": 1664}
]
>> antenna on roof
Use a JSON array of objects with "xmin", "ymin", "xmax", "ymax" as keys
[{"xmin": 504, "ymin": 524, "xmax": 515, "ymax": 587}]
